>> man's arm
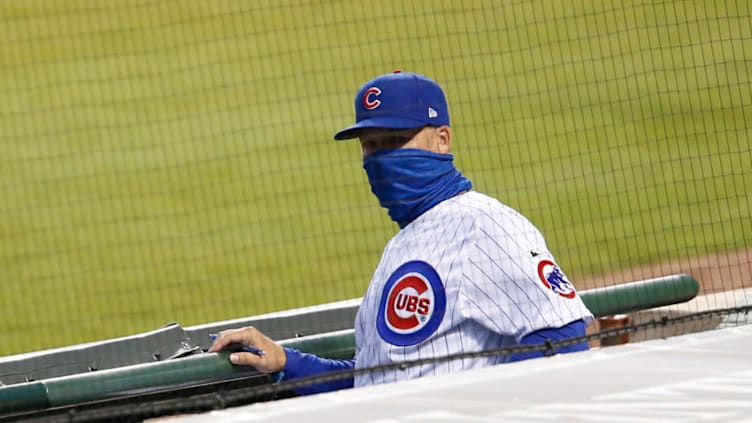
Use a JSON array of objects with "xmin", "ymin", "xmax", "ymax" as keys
[
  {"xmin": 208, "ymin": 326, "xmax": 354, "ymax": 395},
  {"xmin": 508, "ymin": 319, "xmax": 589, "ymax": 362},
  {"xmin": 282, "ymin": 348, "xmax": 354, "ymax": 395}
]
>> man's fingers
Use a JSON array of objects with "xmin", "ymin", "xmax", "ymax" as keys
[
  {"xmin": 229, "ymin": 352, "xmax": 262, "ymax": 367},
  {"xmin": 207, "ymin": 331, "xmax": 232, "ymax": 353},
  {"xmin": 205, "ymin": 326, "xmax": 285, "ymax": 373},
  {"xmin": 208, "ymin": 327, "xmax": 255, "ymax": 353}
]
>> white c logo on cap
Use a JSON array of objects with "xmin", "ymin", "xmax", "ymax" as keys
[{"xmin": 363, "ymin": 87, "xmax": 382, "ymax": 110}]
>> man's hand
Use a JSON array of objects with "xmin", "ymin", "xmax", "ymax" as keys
[{"xmin": 208, "ymin": 326, "xmax": 286, "ymax": 374}]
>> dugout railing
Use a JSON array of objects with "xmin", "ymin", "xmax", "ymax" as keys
[{"xmin": 0, "ymin": 274, "xmax": 701, "ymax": 420}]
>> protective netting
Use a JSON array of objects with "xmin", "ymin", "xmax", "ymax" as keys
[
  {"xmin": 0, "ymin": 0, "xmax": 749, "ymax": 387},
  {"xmin": 4, "ymin": 305, "xmax": 749, "ymax": 422}
]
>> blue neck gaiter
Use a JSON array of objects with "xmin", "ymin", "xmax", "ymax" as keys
[{"xmin": 363, "ymin": 148, "xmax": 472, "ymax": 229}]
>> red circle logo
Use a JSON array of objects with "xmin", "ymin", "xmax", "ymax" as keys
[
  {"xmin": 377, "ymin": 261, "xmax": 446, "ymax": 346},
  {"xmin": 385, "ymin": 273, "xmax": 435, "ymax": 334},
  {"xmin": 537, "ymin": 259, "xmax": 577, "ymax": 299},
  {"xmin": 363, "ymin": 87, "xmax": 382, "ymax": 109}
]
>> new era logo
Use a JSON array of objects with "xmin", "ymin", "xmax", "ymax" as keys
[{"xmin": 428, "ymin": 107, "xmax": 438, "ymax": 118}]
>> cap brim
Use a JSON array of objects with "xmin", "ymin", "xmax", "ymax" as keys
[{"xmin": 333, "ymin": 117, "xmax": 429, "ymax": 140}]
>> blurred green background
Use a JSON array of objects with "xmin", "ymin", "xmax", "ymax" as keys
[{"xmin": 0, "ymin": 0, "xmax": 750, "ymax": 355}]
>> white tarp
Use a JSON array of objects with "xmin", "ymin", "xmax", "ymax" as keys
[{"xmin": 164, "ymin": 323, "xmax": 752, "ymax": 423}]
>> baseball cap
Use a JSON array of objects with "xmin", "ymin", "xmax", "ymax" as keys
[{"xmin": 333, "ymin": 71, "xmax": 450, "ymax": 140}]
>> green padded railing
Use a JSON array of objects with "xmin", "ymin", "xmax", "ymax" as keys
[
  {"xmin": 0, "ymin": 351, "xmax": 255, "ymax": 414},
  {"xmin": 0, "ymin": 331, "xmax": 358, "ymax": 415},
  {"xmin": 0, "ymin": 274, "xmax": 699, "ymax": 415},
  {"xmin": 580, "ymin": 273, "xmax": 699, "ymax": 316}
]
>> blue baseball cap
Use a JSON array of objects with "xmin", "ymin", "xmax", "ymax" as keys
[{"xmin": 333, "ymin": 71, "xmax": 450, "ymax": 140}]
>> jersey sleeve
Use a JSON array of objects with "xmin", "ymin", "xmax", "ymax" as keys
[
  {"xmin": 509, "ymin": 319, "xmax": 590, "ymax": 361},
  {"xmin": 456, "ymin": 209, "xmax": 593, "ymax": 341},
  {"xmin": 282, "ymin": 348, "xmax": 355, "ymax": 395}
]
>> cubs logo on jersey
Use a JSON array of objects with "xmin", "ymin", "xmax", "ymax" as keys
[
  {"xmin": 376, "ymin": 260, "xmax": 446, "ymax": 346},
  {"xmin": 537, "ymin": 259, "xmax": 577, "ymax": 299}
]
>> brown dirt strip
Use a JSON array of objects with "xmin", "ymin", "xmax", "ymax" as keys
[{"xmin": 577, "ymin": 248, "xmax": 752, "ymax": 294}]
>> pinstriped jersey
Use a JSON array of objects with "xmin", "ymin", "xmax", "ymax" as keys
[{"xmin": 353, "ymin": 191, "xmax": 593, "ymax": 387}]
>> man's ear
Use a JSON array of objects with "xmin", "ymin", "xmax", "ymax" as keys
[{"xmin": 436, "ymin": 125, "xmax": 452, "ymax": 154}]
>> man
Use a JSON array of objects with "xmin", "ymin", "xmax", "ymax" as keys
[{"xmin": 210, "ymin": 71, "xmax": 593, "ymax": 394}]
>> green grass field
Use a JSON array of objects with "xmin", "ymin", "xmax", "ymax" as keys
[{"xmin": 0, "ymin": 0, "xmax": 750, "ymax": 355}]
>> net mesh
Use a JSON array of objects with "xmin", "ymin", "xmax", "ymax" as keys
[{"xmin": 0, "ymin": 1, "xmax": 750, "ymax": 417}]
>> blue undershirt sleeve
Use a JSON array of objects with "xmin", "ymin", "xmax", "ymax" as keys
[
  {"xmin": 280, "ymin": 347, "xmax": 355, "ymax": 395},
  {"xmin": 280, "ymin": 321, "xmax": 587, "ymax": 394},
  {"xmin": 508, "ymin": 319, "xmax": 589, "ymax": 362}
]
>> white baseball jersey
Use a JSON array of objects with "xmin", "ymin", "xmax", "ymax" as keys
[{"xmin": 353, "ymin": 191, "xmax": 593, "ymax": 387}]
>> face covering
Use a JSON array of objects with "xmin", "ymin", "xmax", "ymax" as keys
[{"xmin": 363, "ymin": 148, "xmax": 472, "ymax": 228}]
